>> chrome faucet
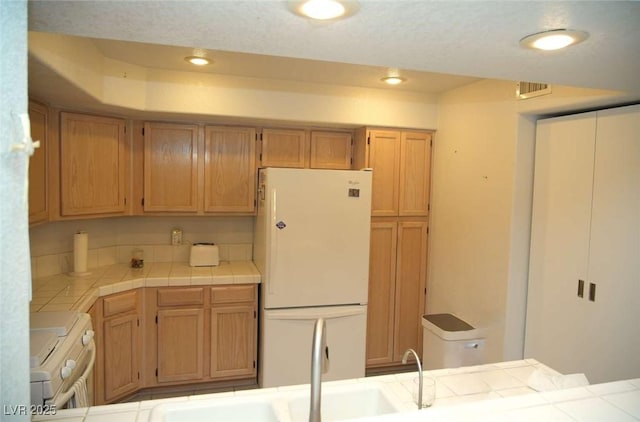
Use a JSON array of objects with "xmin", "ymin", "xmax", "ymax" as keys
[
  {"xmin": 402, "ymin": 348, "xmax": 423, "ymax": 409},
  {"xmin": 310, "ymin": 318, "xmax": 328, "ymax": 422}
]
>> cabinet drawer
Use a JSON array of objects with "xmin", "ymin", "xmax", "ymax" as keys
[
  {"xmin": 157, "ymin": 287, "xmax": 205, "ymax": 307},
  {"xmin": 103, "ymin": 290, "xmax": 138, "ymax": 318},
  {"xmin": 211, "ymin": 285, "xmax": 256, "ymax": 305}
]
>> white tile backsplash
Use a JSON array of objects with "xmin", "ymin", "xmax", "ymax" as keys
[
  {"xmin": 29, "ymin": 216, "xmax": 255, "ymax": 277},
  {"xmin": 31, "ymin": 242, "xmax": 253, "ymax": 278}
]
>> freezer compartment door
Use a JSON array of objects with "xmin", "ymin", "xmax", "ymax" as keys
[
  {"xmin": 259, "ymin": 305, "xmax": 367, "ymax": 388},
  {"xmin": 258, "ymin": 168, "xmax": 372, "ymax": 309}
]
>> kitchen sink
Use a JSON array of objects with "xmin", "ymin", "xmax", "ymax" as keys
[
  {"xmin": 148, "ymin": 397, "xmax": 281, "ymax": 422},
  {"xmin": 149, "ymin": 382, "xmax": 403, "ymax": 422},
  {"xmin": 287, "ymin": 383, "xmax": 403, "ymax": 422}
]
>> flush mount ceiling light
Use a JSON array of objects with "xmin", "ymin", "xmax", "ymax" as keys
[
  {"xmin": 520, "ymin": 29, "xmax": 589, "ymax": 51},
  {"xmin": 289, "ymin": 0, "xmax": 359, "ymax": 20},
  {"xmin": 381, "ymin": 76, "xmax": 406, "ymax": 85},
  {"xmin": 184, "ymin": 56, "xmax": 211, "ymax": 66}
]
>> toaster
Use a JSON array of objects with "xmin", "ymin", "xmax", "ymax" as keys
[{"xmin": 189, "ymin": 243, "xmax": 219, "ymax": 267}]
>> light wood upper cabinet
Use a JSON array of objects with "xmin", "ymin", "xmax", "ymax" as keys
[
  {"xmin": 60, "ymin": 112, "xmax": 127, "ymax": 216},
  {"xmin": 368, "ymin": 130, "xmax": 401, "ymax": 216},
  {"xmin": 260, "ymin": 128, "xmax": 307, "ymax": 168},
  {"xmin": 399, "ymin": 132, "xmax": 432, "ymax": 216},
  {"xmin": 28, "ymin": 101, "xmax": 48, "ymax": 225},
  {"xmin": 143, "ymin": 122, "xmax": 200, "ymax": 212},
  {"xmin": 354, "ymin": 128, "xmax": 432, "ymax": 217},
  {"xmin": 309, "ymin": 131, "xmax": 352, "ymax": 169},
  {"xmin": 204, "ymin": 126, "xmax": 257, "ymax": 213}
]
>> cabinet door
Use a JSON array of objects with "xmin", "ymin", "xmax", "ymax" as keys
[
  {"xmin": 157, "ymin": 308, "xmax": 204, "ymax": 383},
  {"xmin": 399, "ymin": 132, "xmax": 431, "ymax": 216},
  {"xmin": 60, "ymin": 113, "xmax": 127, "ymax": 216},
  {"xmin": 525, "ymin": 113, "xmax": 597, "ymax": 376},
  {"xmin": 204, "ymin": 126, "xmax": 256, "ymax": 213},
  {"xmin": 210, "ymin": 304, "xmax": 256, "ymax": 379},
  {"xmin": 28, "ymin": 101, "xmax": 48, "ymax": 224},
  {"xmin": 368, "ymin": 130, "xmax": 401, "ymax": 216},
  {"xmin": 260, "ymin": 128, "xmax": 307, "ymax": 168},
  {"xmin": 366, "ymin": 221, "xmax": 397, "ymax": 366},
  {"xmin": 309, "ymin": 131, "xmax": 352, "ymax": 169},
  {"xmin": 144, "ymin": 122, "xmax": 199, "ymax": 212},
  {"xmin": 393, "ymin": 220, "xmax": 428, "ymax": 361},
  {"xmin": 586, "ymin": 106, "xmax": 640, "ymax": 382},
  {"xmin": 103, "ymin": 313, "xmax": 140, "ymax": 402}
]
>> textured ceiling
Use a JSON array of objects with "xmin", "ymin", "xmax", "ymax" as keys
[{"xmin": 28, "ymin": 1, "xmax": 640, "ymax": 95}]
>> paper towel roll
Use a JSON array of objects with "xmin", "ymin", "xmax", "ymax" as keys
[{"xmin": 72, "ymin": 231, "xmax": 89, "ymax": 276}]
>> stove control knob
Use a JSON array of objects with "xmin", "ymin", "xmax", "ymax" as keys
[
  {"xmin": 82, "ymin": 330, "xmax": 95, "ymax": 346},
  {"xmin": 61, "ymin": 366, "xmax": 73, "ymax": 379},
  {"xmin": 65, "ymin": 359, "xmax": 77, "ymax": 370}
]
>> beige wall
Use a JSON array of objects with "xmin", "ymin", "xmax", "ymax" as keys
[
  {"xmin": 428, "ymin": 79, "xmax": 628, "ymax": 363},
  {"xmin": 29, "ymin": 32, "xmax": 439, "ymax": 129},
  {"xmin": 428, "ymin": 80, "xmax": 519, "ymax": 363}
]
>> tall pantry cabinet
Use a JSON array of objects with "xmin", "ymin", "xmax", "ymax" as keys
[
  {"xmin": 525, "ymin": 104, "xmax": 640, "ymax": 384},
  {"xmin": 353, "ymin": 128, "xmax": 432, "ymax": 368}
]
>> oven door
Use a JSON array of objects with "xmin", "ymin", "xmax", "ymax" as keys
[{"xmin": 49, "ymin": 339, "xmax": 96, "ymax": 409}]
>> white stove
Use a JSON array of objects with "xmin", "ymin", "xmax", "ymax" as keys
[{"xmin": 30, "ymin": 311, "xmax": 95, "ymax": 408}]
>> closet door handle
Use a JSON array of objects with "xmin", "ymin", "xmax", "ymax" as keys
[
  {"xmin": 577, "ymin": 279, "xmax": 585, "ymax": 298},
  {"xmin": 589, "ymin": 282, "xmax": 596, "ymax": 302}
]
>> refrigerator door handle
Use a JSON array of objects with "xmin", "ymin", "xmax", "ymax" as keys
[{"xmin": 268, "ymin": 187, "xmax": 278, "ymax": 295}]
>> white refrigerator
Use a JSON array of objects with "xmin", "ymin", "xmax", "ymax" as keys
[{"xmin": 253, "ymin": 168, "xmax": 372, "ymax": 388}]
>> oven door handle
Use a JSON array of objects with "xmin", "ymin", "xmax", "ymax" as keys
[{"xmin": 51, "ymin": 340, "xmax": 96, "ymax": 408}]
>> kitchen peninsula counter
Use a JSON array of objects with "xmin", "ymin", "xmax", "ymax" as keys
[
  {"xmin": 30, "ymin": 261, "xmax": 261, "ymax": 313},
  {"xmin": 32, "ymin": 359, "xmax": 640, "ymax": 421}
]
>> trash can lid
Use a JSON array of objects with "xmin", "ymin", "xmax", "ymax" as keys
[{"xmin": 422, "ymin": 313, "xmax": 486, "ymax": 341}]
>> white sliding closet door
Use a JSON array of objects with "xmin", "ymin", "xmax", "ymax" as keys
[
  {"xmin": 526, "ymin": 105, "xmax": 640, "ymax": 383},
  {"xmin": 525, "ymin": 112, "xmax": 597, "ymax": 377}
]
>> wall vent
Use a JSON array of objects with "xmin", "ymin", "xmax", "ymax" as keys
[{"xmin": 516, "ymin": 81, "xmax": 552, "ymax": 99}]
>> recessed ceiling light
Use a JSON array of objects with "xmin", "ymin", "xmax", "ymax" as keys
[
  {"xmin": 520, "ymin": 29, "xmax": 589, "ymax": 51},
  {"xmin": 381, "ymin": 76, "xmax": 406, "ymax": 85},
  {"xmin": 289, "ymin": 0, "xmax": 358, "ymax": 20},
  {"xmin": 185, "ymin": 56, "xmax": 211, "ymax": 66}
]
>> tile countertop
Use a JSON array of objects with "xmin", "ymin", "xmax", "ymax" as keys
[
  {"xmin": 30, "ymin": 261, "xmax": 261, "ymax": 313},
  {"xmin": 32, "ymin": 359, "xmax": 640, "ymax": 421}
]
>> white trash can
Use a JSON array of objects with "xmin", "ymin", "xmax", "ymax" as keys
[{"xmin": 422, "ymin": 313, "xmax": 486, "ymax": 370}]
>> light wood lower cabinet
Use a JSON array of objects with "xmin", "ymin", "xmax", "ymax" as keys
[
  {"xmin": 157, "ymin": 307, "xmax": 205, "ymax": 383},
  {"xmin": 144, "ymin": 285, "xmax": 258, "ymax": 388},
  {"xmin": 210, "ymin": 285, "xmax": 257, "ymax": 379},
  {"xmin": 92, "ymin": 289, "xmax": 142, "ymax": 405},
  {"xmin": 366, "ymin": 219, "xmax": 428, "ymax": 367},
  {"xmin": 93, "ymin": 285, "xmax": 257, "ymax": 404}
]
